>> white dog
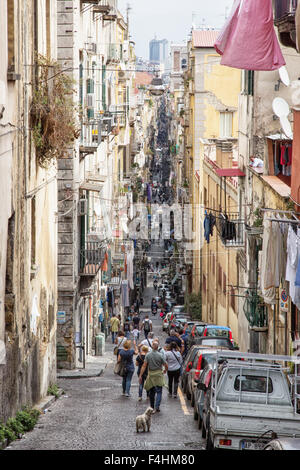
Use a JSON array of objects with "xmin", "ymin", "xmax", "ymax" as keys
[{"xmin": 136, "ymin": 407, "xmax": 154, "ymax": 433}]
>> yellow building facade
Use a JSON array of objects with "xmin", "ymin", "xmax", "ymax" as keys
[{"xmin": 185, "ymin": 31, "xmax": 241, "ymax": 343}]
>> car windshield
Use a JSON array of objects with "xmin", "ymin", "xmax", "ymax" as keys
[
  {"xmin": 234, "ymin": 375, "xmax": 273, "ymax": 393},
  {"xmin": 206, "ymin": 327, "xmax": 230, "ymax": 338},
  {"xmin": 195, "ymin": 325, "xmax": 205, "ymax": 336},
  {"xmin": 201, "ymin": 338, "xmax": 230, "ymax": 347}
]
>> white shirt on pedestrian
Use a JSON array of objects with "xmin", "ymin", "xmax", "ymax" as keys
[{"xmin": 165, "ymin": 350, "xmax": 182, "ymax": 371}]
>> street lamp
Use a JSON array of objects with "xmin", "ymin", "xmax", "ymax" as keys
[{"xmin": 149, "ymin": 77, "xmax": 166, "ymax": 97}]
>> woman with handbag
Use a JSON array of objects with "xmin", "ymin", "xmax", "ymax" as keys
[
  {"xmin": 164, "ymin": 341, "xmax": 183, "ymax": 399},
  {"xmin": 114, "ymin": 331, "xmax": 126, "ymax": 357},
  {"xmin": 117, "ymin": 340, "xmax": 137, "ymax": 397}
]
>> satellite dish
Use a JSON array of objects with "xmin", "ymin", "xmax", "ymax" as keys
[
  {"xmin": 272, "ymin": 97, "xmax": 289, "ymax": 117},
  {"xmin": 280, "ymin": 116, "xmax": 293, "ymax": 139},
  {"xmin": 279, "ymin": 66, "xmax": 290, "ymax": 87}
]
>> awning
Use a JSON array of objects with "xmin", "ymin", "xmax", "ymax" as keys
[{"xmin": 215, "ymin": 168, "xmax": 245, "ymax": 177}]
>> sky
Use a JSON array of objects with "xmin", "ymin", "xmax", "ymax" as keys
[{"xmin": 118, "ymin": 0, "xmax": 233, "ymax": 59}]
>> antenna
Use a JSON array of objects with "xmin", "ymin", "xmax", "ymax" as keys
[
  {"xmin": 279, "ymin": 66, "xmax": 290, "ymax": 87},
  {"xmin": 272, "ymin": 97, "xmax": 293, "ymax": 139}
]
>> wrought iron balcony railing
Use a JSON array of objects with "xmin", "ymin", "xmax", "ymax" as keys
[
  {"xmin": 79, "ymin": 242, "xmax": 105, "ymax": 276},
  {"xmin": 216, "ymin": 213, "xmax": 245, "ymax": 247},
  {"xmin": 274, "ymin": 0, "xmax": 297, "ymax": 49},
  {"xmin": 243, "ymin": 290, "xmax": 268, "ymax": 329}
]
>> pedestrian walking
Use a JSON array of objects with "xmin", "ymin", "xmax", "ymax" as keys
[
  {"xmin": 131, "ymin": 326, "xmax": 140, "ymax": 347},
  {"xmin": 132, "ymin": 312, "xmax": 140, "ymax": 334},
  {"xmin": 139, "ymin": 339, "xmax": 168, "ymax": 413},
  {"xmin": 138, "ymin": 331, "xmax": 154, "ymax": 352},
  {"xmin": 123, "ymin": 317, "xmax": 131, "ymax": 339},
  {"xmin": 165, "ymin": 329, "xmax": 184, "ymax": 354},
  {"xmin": 118, "ymin": 340, "xmax": 137, "ymax": 397},
  {"xmin": 136, "ymin": 345, "xmax": 149, "ymax": 401},
  {"xmin": 142, "ymin": 315, "xmax": 152, "ymax": 339},
  {"xmin": 110, "ymin": 314, "xmax": 120, "ymax": 344},
  {"xmin": 114, "ymin": 330, "xmax": 126, "ymax": 356},
  {"xmin": 164, "ymin": 342, "xmax": 183, "ymax": 398}
]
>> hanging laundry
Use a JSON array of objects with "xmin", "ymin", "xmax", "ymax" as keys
[
  {"xmin": 260, "ymin": 216, "xmax": 279, "ymax": 304},
  {"xmin": 219, "ymin": 214, "xmax": 236, "ymax": 241},
  {"xmin": 204, "ymin": 212, "xmax": 211, "ymax": 243},
  {"xmin": 203, "ymin": 212, "xmax": 216, "ymax": 243},
  {"xmin": 214, "ymin": 0, "xmax": 285, "ymax": 71}
]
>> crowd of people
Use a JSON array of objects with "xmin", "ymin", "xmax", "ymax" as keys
[{"xmin": 110, "ymin": 309, "xmax": 185, "ymax": 413}]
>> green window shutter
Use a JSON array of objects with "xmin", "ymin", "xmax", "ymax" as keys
[
  {"xmin": 102, "ymin": 65, "xmax": 106, "ymax": 111},
  {"xmin": 87, "ymin": 78, "xmax": 95, "ymax": 94}
]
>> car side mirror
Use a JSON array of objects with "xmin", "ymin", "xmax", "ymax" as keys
[{"xmin": 197, "ymin": 383, "xmax": 207, "ymax": 391}]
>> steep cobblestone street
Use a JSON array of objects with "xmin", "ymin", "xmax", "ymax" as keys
[{"xmin": 6, "ymin": 279, "xmax": 204, "ymax": 451}]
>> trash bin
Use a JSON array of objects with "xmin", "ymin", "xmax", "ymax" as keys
[{"xmin": 95, "ymin": 333, "xmax": 105, "ymax": 356}]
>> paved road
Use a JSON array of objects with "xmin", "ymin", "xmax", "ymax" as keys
[{"xmin": 7, "ymin": 282, "xmax": 204, "ymax": 452}]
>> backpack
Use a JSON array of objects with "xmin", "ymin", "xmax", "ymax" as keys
[{"xmin": 144, "ymin": 320, "xmax": 150, "ymax": 332}]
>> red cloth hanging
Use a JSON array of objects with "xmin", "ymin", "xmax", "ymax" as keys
[{"xmin": 214, "ymin": 0, "xmax": 285, "ymax": 71}]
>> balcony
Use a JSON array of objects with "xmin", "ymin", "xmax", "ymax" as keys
[
  {"xmin": 274, "ymin": 0, "xmax": 297, "ymax": 48},
  {"xmin": 79, "ymin": 242, "xmax": 105, "ymax": 276},
  {"xmin": 79, "ymin": 120, "xmax": 102, "ymax": 155},
  {"xmin": 216, "ymin": 213, "xmax": 245, "ymax": 247},
  {"xmin": 109, "ymin": 104, "xmax": 128, "ymax": 127},
  {"xmin": 243, "ymin": 291, "xmax": 268, "ymax": 330},
  {"xmin": 107, "ymin": 44, "xmax": 123, "ymax": 63},
  {"xmin": 93, "ymin": 0, "xmax": 111, "ymax": 14}
]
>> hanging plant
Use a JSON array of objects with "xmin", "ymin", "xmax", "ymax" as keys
[{"xmin": 30, "ymin": 54, "xmax": 80, "ymax": 168}]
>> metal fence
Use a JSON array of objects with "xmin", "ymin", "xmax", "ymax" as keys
[
  {"xmin": 216, "ymin": 213, "xmax": 245, "ymax": 247},
  {"xmin": 79, "ymin": 242, "xmax": 104, "ymax": 276}
]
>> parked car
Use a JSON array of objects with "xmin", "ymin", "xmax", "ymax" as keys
[
  {"xmin": 167, "ymin": 314, "xmax": 192, "ymax": 334},
  {"xmin": 180, "ymin": 345, "xmax": 204, "ymax": 394},
  {"xmin": 183, "ymin": 321, "xmax": 198, "ymax": 335},
  {"xmin": 201, "ymin": 350, "xmax": 300, "ymax": 450},
  {"xmin": 195, "ymin": 336, "xmax": 237, "ymax": 350},
  {"xmin": 187, "ymin": 322, "xmax": 208, "ymax": 349},
  {"xmin": 193, "ymin": 365, "xmax": 213, "ymax": 429},
  {"xmin": 263, "ymin": 438, "xmax": 300, "ymax": 450},
  {"xmin": 202, "ymin": 324, "xmax": 234, "ymax": 346},
  {"xmin": 173, "ymin": 305, "xmax": 185, "ymax": 315},
  {"xmin": 186, "ymin": 347, "xmax": 228, "ymax": 406}
]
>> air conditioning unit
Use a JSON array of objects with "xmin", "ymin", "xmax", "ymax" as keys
[
  {"xmin": 118, "ymin": 70, "xmax": 127, "ymax": 81},
  {"xmin": 86, "ymin": 93, "xmax": 95, "ymax": 108},
  {"xmin": 79, "ymin": 198, "xmax": 88, "ymax": 216}
]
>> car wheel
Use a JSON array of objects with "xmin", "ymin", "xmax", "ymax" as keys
[
  {"xmin": 193, "ymin": 404, "xmax": 198, "ymax": 421},
  {"xmin": 197, "ymin": 413, "xmax": 202, "ymax": 430},
  {"xmin": 201, "ymin": 420, "xmax": 206, "ymax": 439},
  {"xmin": 191, "ymin": 392, "xmax": 195, "ymax": 407},
  {"xmin": 206, "ymin": 429, "xmax": 214, "ymax": 450}
]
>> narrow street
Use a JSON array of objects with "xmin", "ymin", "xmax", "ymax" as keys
[{"xmin": 7, "ymin": 276, "xmax": 203, "ymax": 451}]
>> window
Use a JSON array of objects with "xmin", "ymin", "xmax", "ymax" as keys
[
  {"xmin": 220, "ymin": 112, "xmax": 233, "ymax": 138},
  {"xmin": 223, "ymin": 272, "xmax": 227, "ymax": 294},
  {"xmin": 230, "ymin": 287, "xmax": 236, "ymax": 312},
  {"xmin": 195, "ymin": 325, "xmax": 205, "ymax": 337},
  {"xmin": 234, "ymin": 375, "xmax": 273, "ymax": 393},
  {"xmin": 243, "ymin": 70, "xmax": 254, "ymax": 96},
  {"xmin": 267, "ymin": 138, "xmax": 292, "ymax": 187},
  {"xmin": 202, "ymin": 274, "xmax": 206, "ymax": 296}
]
